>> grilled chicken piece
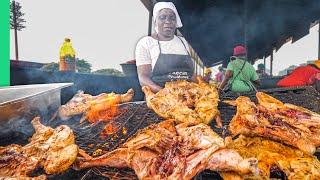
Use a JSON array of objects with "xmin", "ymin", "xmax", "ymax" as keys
[
  {"xmin": 142, "ymin": 77, "xmax": 221, "ymax": 127},
  {"xmin": 226, "ymin": 135, "xmax": 320, "ymax": 179},
  {"xmin": 75, "ymin": 148, "xmax": 159, "ymax": 180},
  {"xmin": 257, "ymin": 92, "xmax": 320, "ymax": 128},
  {"xmin": 227, "ymin": 92, "xmax": 320, "ymax": 154},
  {"xmin": 0, "ymin": 177, "xmax": 46, "ymax": 180},
  {"xmin": 28, "ymin": 117, "xmax": 79, "ymax": 175},
  {"xmin": 0, "ymin": 144, "xmax": 40, "ymax": 179},
  {"xmin": 143, "ymin": 85, "xmax": 200, "ymax": 125},
  {"xmin": 257, "ymin": 92, "xmax": 320, "ymax": 146},
  {"xmin": 176, "ymin": 123, "xmax": 257, "ymax": 179},
  {"xmin": 59, "ymin": 89, "xmax": 134, "ymax": 120},
  {"xmin": 0, "ymin": 117, "xmax": 78, "ymax": 179},
  {"xmin": 195, "ymin": 76, "xmax": 222, "ymax": 127},
  {"xmin": 44, "ymin": 144, "xmax": 78, "ymax": 174},
  {"xmin": 28, "ymin": 117, "xmax": 54, "ymax": 144},
  {"xmin": 75, "ymin": 120, "xmax": 258, "ymax": 180},
  {"xmin": 123, "ymin": 119, "xmax": 177, "ymax": 154},
  {"xmin": 40, "ymin": 123, "xmax": 78, "ymax": 174},
  {"xmin": 75, "ymin": 120, "xmax": 178, "ymax": 179},
  {"xmin": 277, "ymin": 157, "xmax": 320, "ymax": 180},
  {"xmin": 207, "ymin": 149, "xmax": 258, "ymax": 175},
  {"xmin": 183, "ymin": 145, "xmax": 222, "ymax": 179},
  {"xmin": 175, "ymin": 123, "xmax": 225, "ymax": 155}
]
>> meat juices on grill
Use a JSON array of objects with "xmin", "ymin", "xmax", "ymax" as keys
[
  {"xmin": 142, "ymin": 77, "xmax": 222, "ymax": 127},
  {"xmin": 0, "ymin": 117, "xmax": 79, "ymax": 179},
  {"xmin": 58, "ymin": 88, "xmax": 134, "ymax": 120},
  {"xmin": 227, "ymin": 92, "xmax": 320, "ymax": 155},
  {"xmin": 75, "ymin": 120, "xmax": 258, "ymax": 180}
]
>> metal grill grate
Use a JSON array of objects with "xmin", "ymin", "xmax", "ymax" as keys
[
  {"xmin": 47, "ymin": 103, "xmax": 164, "ymax": 180},
  {"xmin": 50, "ymin": 86, "xmax": 320, "ymax": 179},
  {"xmin": 3, "ymin": 86, "xmax": 320, "ymax": 180}
]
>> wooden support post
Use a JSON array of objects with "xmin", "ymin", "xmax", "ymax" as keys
[
  {"xmin": 263, "ymin": 56, "xmax": 266, "ymax": 74},
  {"xmin": 148, "ymin": 10, "xmax": 152, "ymax": 36},
  {"xmin": 270, "ymin": 50, "xmax": 273, "ymax": 77},
  {"xmin": 318, "ymin": 23, "xmax": 320, "ymax": 60},
  {"xmin": 243, "ymin": 0, "xmax": 248, "ymax": 60}
]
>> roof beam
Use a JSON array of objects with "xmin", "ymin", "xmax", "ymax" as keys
[
  {"xmin": 140, "ymin": 0, "xmax": 157, "ymax": 12},
  {"xmin": 318, "ymin": 22, "xmax": 320, "ymax": 59}
]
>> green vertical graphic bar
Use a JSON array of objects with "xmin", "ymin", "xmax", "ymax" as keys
[{"xmin": 0, "ymin": 0, "xmax": 10, "ymax": 86}]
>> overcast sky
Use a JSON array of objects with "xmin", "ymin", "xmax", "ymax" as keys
[
  {"xmin": 10, "ymin": 0, "xmax": 149, "ymax": 71},
  {"xmin": 10, "ymin": 1, "xmax": 319, "ymax": 75},
  {"xmin": 254, "ymin": 24, "xmax": 319, "ymax": 75}
]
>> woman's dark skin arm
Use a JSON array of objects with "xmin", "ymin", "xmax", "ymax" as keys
[
  {"xmin": 218, "ymin": 70, "xmax": 233, "ymax": 93},
  {"xmin": 137, "ymin": 64, "xmax": 162, "ymax": 93}
]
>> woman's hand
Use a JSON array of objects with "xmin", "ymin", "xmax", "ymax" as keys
[{"xmin": 137, "ymin": 64, "xmax": 162, "ymax": 93}]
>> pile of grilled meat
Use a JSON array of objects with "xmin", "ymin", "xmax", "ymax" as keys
[
  {"xmin": 1, "ymin": 78, "xmax": 320, "ymax": 179},
  {"xmin": 75, "ymin": 120, "xmax": 258, "ymax": 179}
]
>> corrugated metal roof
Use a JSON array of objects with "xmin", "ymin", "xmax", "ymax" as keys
[{"xmin": 140, "ymin": 0, "xmax": 320, "ymax": 67}]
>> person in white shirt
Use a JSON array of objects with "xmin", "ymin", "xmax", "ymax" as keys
[{"xmin": 135, "ymin": 2, "xmax": 196, "ymax": 92}]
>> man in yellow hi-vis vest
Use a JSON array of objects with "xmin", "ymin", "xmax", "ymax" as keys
[{"xmin": 59, "ymin": 38, "xmax": 76, "ymax": 71}]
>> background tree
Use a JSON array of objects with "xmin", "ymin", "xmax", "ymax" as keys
[
  {"xmin": 76, "ymin": 58, "xmax": 92, "ymax": 73},
  {"xmin": 93, "ymin": 68, "xmax": 125, "ymax": 77},
  {"xmin": 41, "ymin": 62, "xmax": 59, "ymax": 72},
  {"xmin": 41, "ymin": 59, "xmax": 92, "ymax": 73},
  {"xmin": 10, "ymin": 1, "xmax": 26, "ymax": 60}
]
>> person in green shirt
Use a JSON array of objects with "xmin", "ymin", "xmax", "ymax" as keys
[{"xmin": 218, "ymin": 45, "xmax": 260, "ymax": 93}]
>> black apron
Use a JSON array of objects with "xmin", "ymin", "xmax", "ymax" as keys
[{"xmin": 151, "ymin": 36, "xmax": 194, "ymax": 87}]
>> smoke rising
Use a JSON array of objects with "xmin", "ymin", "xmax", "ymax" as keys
[{"xmin": 160, "ymin": 0, "xmax": 320, "ymax": 66}]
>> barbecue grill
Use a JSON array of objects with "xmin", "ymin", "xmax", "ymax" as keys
[
  {"xmin": 1, "ymin": 85, "xmax": 319, "ymax": 179},
  {"xmin": 0, "ymin": 83, "xmax": 72, "ymax": 145}
]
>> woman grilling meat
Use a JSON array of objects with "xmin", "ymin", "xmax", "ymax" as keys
[{"xmin": 135, "ymin": 2, "xmax": 196, "ymax": 93}]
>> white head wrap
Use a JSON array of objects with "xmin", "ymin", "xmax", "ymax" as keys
[{"xmin": 153, "ymin": 2, "xmax": 183, "ymax": 33}]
